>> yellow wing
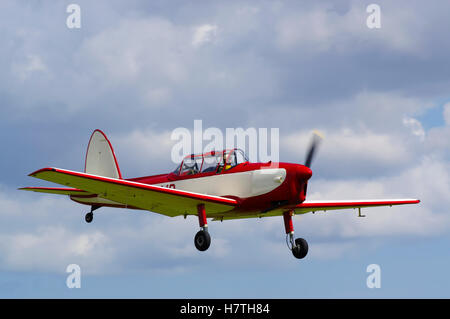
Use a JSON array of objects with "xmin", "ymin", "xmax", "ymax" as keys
[
  {"xmin": 24, "ymin": 167, "xmax": 238, "ymax": 217},
  {"xmin": 212, "ymin": 199, "xmax": 420, "ymax": 221}
]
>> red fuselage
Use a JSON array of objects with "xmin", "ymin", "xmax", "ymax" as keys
[{"xmin": 127, "ymin": 162, "xmax": 312, "ymax": 213}]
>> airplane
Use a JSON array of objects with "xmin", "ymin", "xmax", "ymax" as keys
[{"xmin": 20, "ymin": 129, "xmax": 420, "ymax": 259}]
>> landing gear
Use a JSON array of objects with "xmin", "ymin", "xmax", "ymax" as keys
[
  {"xmin": 85, "ymin": 212, "xmax": 93, "ymax": 223},
  {"xmin": 194, "ymin": 204, "xmax": 211, "ymax": 251},
  {"xmin": 292, "ymin": 238, "xmax": 308, "ymax": 259},
  {"xmin": 194, "ymin": 230, "xmax": 211, "ymax": 251},
  {"xmin": 84, "ymin": 205, "xmax": 100, "ymax": 224},
  {"xmin": 283, "ymin": 210, "xmax": 308, "ymax": 259}
]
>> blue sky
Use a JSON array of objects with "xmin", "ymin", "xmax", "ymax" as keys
[{"xmin": 1, "ymin": 0, "xmax": 450, "ymax": 298}]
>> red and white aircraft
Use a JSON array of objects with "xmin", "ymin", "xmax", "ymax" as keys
[{"xmin": 20, "ymin": 129, "xmax": 420, "ymax": 259}]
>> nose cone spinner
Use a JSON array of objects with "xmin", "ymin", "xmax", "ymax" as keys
[{"xmin": 296, "ymin": 165, "xmax": 312, "ymax": 181}]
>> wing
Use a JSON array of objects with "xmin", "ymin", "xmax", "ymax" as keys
[
  {"xmin": 294, "ymin": 199, "xmax": 420, "ymax": 213},
  {"xmin": 212, "ymin": 198, "xmax": 420, "ymax": 221},
  {"xmin": 18, "ymin": 187, "xmax": 93, "ymax": 196},
  {"xmin": 25, "ymin": 167, "xmax": 238, "ymax": 217}
]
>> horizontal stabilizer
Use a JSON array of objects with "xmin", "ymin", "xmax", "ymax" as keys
[{"xmin": 18, "ymin": 187, "xmax": 93, "ymax": 196}]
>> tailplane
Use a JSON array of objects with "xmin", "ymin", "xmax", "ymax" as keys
[{"xmin": 85, "ymin": 129, "xmax": 122, "ymax": 179}]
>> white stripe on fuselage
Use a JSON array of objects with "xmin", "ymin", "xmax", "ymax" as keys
[
  {"xmin": 156, "ymin": 168, "xmax": 286, "ymax": 198},
  {"xmin": 71, "ymin": 168, "xmax": 287, "ymax": 206}
]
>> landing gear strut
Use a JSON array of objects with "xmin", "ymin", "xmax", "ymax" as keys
[
  {"xmin": 283, "ymin": 210, "xmax": 308, "ymax": 259},
  {"xmin": 194, "ymin": 204, "xmax": 211, "ymax": 251},
  {"xmin": 85, "ymin": 205, "xmax": 100, "ymax": 224}
]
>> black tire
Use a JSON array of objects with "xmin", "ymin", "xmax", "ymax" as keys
[
  {"xmin": 292, "ymin": 238, "xmax": 308, "ymax": 259},
  {"xmin": 194, "ymin": 230, "xmax": 211, "ymax": 251},
  {"xmin": 85, "ymin": 212, "xmax": 93, "ymax": 223}
]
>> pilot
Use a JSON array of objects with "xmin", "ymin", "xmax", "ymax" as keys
[
  {"xmin": 182, "ymin": 161, "xmax": 198, "ymax": 176},
  {"xmin": 217, "ymin": 152, "xmax": 231, "ymax": 173},
  {"xmin": 188, "ymin": 162, "xmax": 199, "ymax": 175}
]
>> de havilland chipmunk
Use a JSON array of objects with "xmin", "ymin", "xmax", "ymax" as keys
[{"xmin": 20, "ymin": 129, "xmax": 420, "ymax": 259}]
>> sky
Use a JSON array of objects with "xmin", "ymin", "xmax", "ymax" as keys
[{"xmin": 1, "ymin": 0, "xmax": 450, "ymax": 298}]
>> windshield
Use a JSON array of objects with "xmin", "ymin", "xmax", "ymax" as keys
[
  {"xmin": 171, "ymin": 149, "xmax": 249, "ymax": 176},
  {"xmin": 180, "ymin": 156, "xmax": 202, "ymax": 176},
  {"xmin": 226, "ymin": 149, "xmax": 248, "ymax": 167},
  {"xmin": 201, "ymin": 154, "xmax": 221, "ymax": 173}
]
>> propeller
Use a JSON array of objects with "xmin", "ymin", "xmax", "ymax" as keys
[{"xmin": 304, "ymin": 130, "xmax": 324, "ymax": 168}]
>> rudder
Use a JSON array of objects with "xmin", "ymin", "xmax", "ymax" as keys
[{"xmin": 85, "ymin": 129, "xmax": 122, "ymax": 179}]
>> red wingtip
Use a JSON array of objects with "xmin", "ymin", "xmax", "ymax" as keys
[{"xmin": 28, "ymin": 167, "xmax": 56, "ymax": 177}]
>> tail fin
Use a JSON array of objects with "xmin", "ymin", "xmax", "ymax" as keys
[{"xmin": 84, "ymin": 129, "xmax": 122, "ymax": 179}]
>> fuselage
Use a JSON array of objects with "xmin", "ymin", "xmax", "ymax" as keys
[
  {"xmin": 71, "ymin": 162, "xmax": 312, "ymax": 213},
  {"xmin": 129, "ymin": 162, "xmax": 312, "ymax": 212}
]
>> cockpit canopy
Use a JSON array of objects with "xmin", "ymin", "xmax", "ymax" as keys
[{"xmin": 171, "ymin": 149, "xmax": 249, "ymax": 176}]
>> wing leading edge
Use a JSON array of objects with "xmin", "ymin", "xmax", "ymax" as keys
[
  {"xmin": 25, "ymin": 167, "xmax": 238, "ymax": 217},
  {"xmin": 294, "ymin": 199, "xmax": 420, "ymax": 213},
  {"xmin": 212, "ymin": 198, "xmax": 420, "ymax": 221}
]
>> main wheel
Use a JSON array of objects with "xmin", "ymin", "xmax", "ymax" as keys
[
  {"xmin": 194, "ymin": 230, "xmax": 211, "ymax": 251},
  {"xmin": 85, "ymin": 212, "xmax": 93, "ymax": 223},
  {"xmin": 292, "ymin": 238, "xmax": 308, "ymax": 259}
]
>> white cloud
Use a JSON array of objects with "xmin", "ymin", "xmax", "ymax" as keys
[
  {"xmin": 283, "ymin": 127, "xmax": 410, "ymax": 170},
  {"xmin": 276, "ymin": 9, "xmax": 336, "ymax": 52},
  {"xmin": 78, "ymin": 18, "xmax": 191, "ymax": 88},
  {"xmin": 403, "ymin": 117, "xmax": 425, "ymax": 141},
  {"xmin": 275, "ymin": 2, "xmax": 423, "ymax": 54},
  {"xmin": 111, "ymin": 128, "xmax": 176, "ymax": 176},
  {"xmin": 322, "ymin": 128, "xmax": 409, "ymax": 164},
  {"xmin": 444, "ymin": 102, "xmax": 450, "ymax": 126},
  {"xmin": 236, "ymin": 6, "xmax": 260, "ymax": 16},
  {"xmin": 0, "ymin": 226, "xmax": 114, "ymax": 274},
  {"xmin": 192, "ymin": 24, "xmax": 218, "ymax": 47},
  {"xmin": 3, "ymin": 150, "xmax": 450, "ymax": 274},
  {"xmin": 0, "ymin": 187, "xmax": 69, "ymax": 219},
  {"xmin": 72, "ymin": 16, "xmax": 277, "ymax": 112},
  {"xmin": 349, "ymin": 91, "xmax": 429, "ymax": 129},
  {"xmin": 3, "ymin": 1, "xmax": 450, "ymax": 276},
  {"xmin": 0, "ymin": 185, "xmax": 234, "ymax": 274},
  {"xmin": 11, "ymin": 54, "xmax": 47, "ymax": 81},
  {"xmin": 302, "ymin": 157, "xmax": 450, "ymax": 239},
  {"xmin": 144, "ymin": 87, "xmax": 171, "ymax": 105},
  {"xmin": 308, "ymin": 241, "xmax": 358, "ymax": 260},
  {"xmin": 250, "ymin": 91, "xmax": 431, "ymax": 140}
]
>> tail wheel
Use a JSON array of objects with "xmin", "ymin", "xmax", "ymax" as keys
[
  {"xmin": 85, "ymin": 212, "xmax": 93, "ymax": 223},
  {"xmin": 194, "ymin": 230, "xmax": 211, "ymax": 251},
  {"xmin": 292, "ymin": 238, "xmax": 308, "ymax": 259}
]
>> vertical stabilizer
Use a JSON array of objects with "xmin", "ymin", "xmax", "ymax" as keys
[{"xmin": 84, "ymin": 129, "xmax": 122, "ymax": 179}]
